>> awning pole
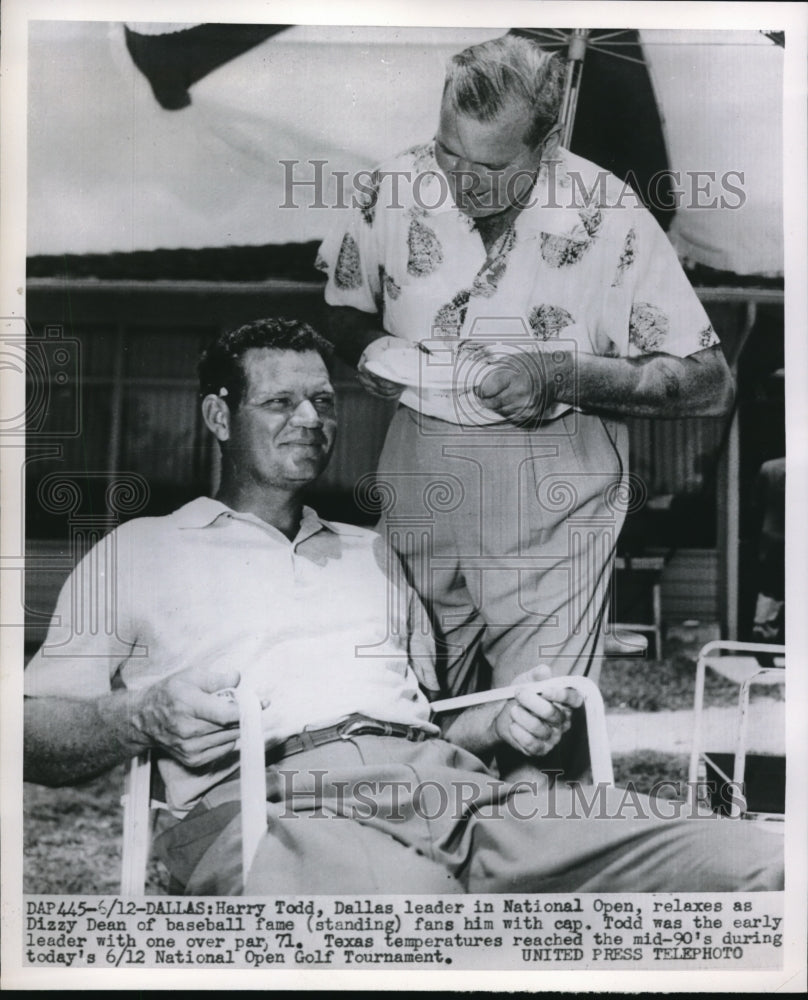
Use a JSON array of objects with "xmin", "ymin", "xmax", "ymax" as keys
[{"xmin": 559, "ymin": 29, "xmax": 590, "ymax": 146}]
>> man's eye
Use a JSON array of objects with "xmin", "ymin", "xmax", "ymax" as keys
[
  {"xmin": 313, "ymin": 396, "xmax": 336, "ymax": 411},
  {"xmin": 264, "ymin": 397, "xmax": 292, "ymax": 410}
]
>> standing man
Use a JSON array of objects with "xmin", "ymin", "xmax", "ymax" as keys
[{"xmin": 318, "ymin": 34, "xmax": 733, "ymax": 772}]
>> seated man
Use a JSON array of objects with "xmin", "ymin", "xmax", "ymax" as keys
[{"xmin": 24, "ymin": 318, "xmax": 782, "ymax": 895}]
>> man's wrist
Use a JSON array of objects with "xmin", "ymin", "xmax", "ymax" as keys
[
  {"xmin": 96, "ymin": 688, "xmax": 153, "ymax": 756},
  {"xmin": 539, "ymin": 348, "xmax": 577, "ymax": 409},
  {"xmin": 441, "ymin": 700, "xmax": 507, "ymax": 757}
]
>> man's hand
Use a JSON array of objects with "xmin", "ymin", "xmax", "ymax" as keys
[
  {"xmin": 130, "ymin": 663, "xmax": 243, "ymax": 769},
  {"xmin": 25, "ymin": 664, "xmax": 258, "ymax": 787},
  {"xmin": 472, "ymin": 349, "xmax": 558, "ymax": 424},
  {"xmin": 492, "ymin": 665, "xmax": 583, "ymax": 760},
  {"xmin": 436, "ymin": 663, "xmax": 584, "ymax": 762}
]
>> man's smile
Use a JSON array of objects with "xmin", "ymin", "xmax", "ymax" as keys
[{"xmin": 280, "ymin": 437, "xmax": 326, "ymax": 447}]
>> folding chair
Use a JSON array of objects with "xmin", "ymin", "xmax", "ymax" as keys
[
  {"xmin": 687, "ymin": 640, "xmax": 785, "ymax": 820},
  {"xmin": 120, "ymin": 675, "xmax": 613, "ymax": 894},
  {"xmin": 612, "ymin": 556, "xmax": 665, "ymax": 659}
]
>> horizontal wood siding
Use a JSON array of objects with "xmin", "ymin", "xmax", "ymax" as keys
[{"xmin": 655, "ymin": 547, "xmax": 720, "ymax": 622}]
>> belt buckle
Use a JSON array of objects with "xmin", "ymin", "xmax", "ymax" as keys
[{"xmin": 337, "ymin": 716, "xmax": 389, "ymax": 739}]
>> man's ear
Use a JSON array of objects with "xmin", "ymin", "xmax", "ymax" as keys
[{"xmin": 202, "ymin": 394, "xmax": 231, "ymax": 442}]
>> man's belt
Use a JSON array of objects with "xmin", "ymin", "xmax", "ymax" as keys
[{"xmin": 267, "ymin": 713, "xmax": 434, "ymax": 762}]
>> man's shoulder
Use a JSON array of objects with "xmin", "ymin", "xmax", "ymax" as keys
[
  {"xmin": 528, "ymin": 148, "xmax": 657, "ymax": 245},
  {"xmin": 112, "ymin": 498, "xmax": 215, "ymax": 540},
  {"xmin": 374, "ymin": 140, "xmax": 436, "ymax": 175},
  {"xmin": 557, "ymin": 149, "xmax": 636, "ymax": 205},
  {"xmin": 359, "ymin": 141, "xmax": 438, "ymax": 212}
]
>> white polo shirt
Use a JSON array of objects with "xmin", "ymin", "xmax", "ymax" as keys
[{"xmin": 25, "ymin": 498, "xmax": 439, "ymax": 810}]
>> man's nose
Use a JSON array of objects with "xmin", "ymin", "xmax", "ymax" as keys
[{"xmin": 290, "ymin": 399, "xmax": 321, "ymax": 426}]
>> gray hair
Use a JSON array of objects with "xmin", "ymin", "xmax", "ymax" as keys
[{"xmin": 443, "ymin": 34, "xmax": 565, "ymax": 148}]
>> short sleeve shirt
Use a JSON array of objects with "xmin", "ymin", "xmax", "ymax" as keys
[
  {"xmin": 24, "ymin": 499, "xmax": 439, "ymax": 810},
  {"xmin": 318, "ymin": 143, "xmax": 719, "ymax": 424}
]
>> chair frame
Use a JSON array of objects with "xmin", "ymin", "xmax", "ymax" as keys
[
  {"xmin": 120, "ymin": 675, "xmax": 613, "ymax": 894},
  {"xmin": 687, "ymin": 640, "xmax": 785, "ymax": 819},
  {"xmin": 612, "ymin": 556, "xmax": 665, "ymax": 659}
]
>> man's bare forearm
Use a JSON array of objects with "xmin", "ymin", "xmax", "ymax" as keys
[
  {"xmin": 436, "ymin": 670, "xmax": 582, "ymax": 779},
  {"xmin": 321, "ymin": 304, "xmax": 384, "ymax": 367},
  {"xmin": 551, "ymin": 344, "xmax": 735, "ymax": 418},
  {"xmin": 439, "ymin": 700, "xmax": 502, "ymax": 758},
  {"xmin": 24, "ymin": 693, "xmax": 149, "ymax": 786},
  {"xmin": 24, "ymin": 664, "xmax": 243, "ymax": 786}
]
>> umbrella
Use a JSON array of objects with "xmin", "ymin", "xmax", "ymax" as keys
[
  {"xmin": 516, "ymin": 28, "xmax": 783, "ymax": 275},
  {"xmin": 27, "ymin": 22, "xmax": 783, "ymax": 277}
]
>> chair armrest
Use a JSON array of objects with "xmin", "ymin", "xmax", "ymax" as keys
[
  {"xmin": 430, "ymin": 675, "xmax": 614, "ymax": 787},
  {"xmin": 233, "ymin": 686, "xmax": 269, "ymax": 885},
  {"xmin": 120, "ymin": 751, "xmax": 153, "ymax": 895},
  {"xmin": 120, "ymin": 687, "xmax": 268, "ymax": 895},
  {"xmin": 697, "ymin": 640, "xmax": 785, "ymax": 661}
]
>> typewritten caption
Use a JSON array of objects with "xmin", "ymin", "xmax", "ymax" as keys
[{"xmin": 23, "ymin": 893, "xmax": 783, "ymax": 970}]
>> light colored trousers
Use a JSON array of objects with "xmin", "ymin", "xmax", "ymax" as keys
[
  {"xmin": 155, "ymin": 737, "xmax": 783, "ymax": 895},
  {"xmin": 374, "ymin": 407, "xmax": 635, "ymax": 697}
]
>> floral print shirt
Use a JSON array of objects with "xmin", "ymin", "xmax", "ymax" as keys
[{"xmin": 318, "ymin": 142, "xmax": 719, "ymax": 424}]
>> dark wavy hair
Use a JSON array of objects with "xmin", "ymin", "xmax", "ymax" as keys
[{"xmin": 197, "ymin": 317, "xmax": 334, "ymax": 410}]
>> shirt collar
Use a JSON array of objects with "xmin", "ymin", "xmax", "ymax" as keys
[
  {"xmin": 172, "ymin": 496, "xmax": 339, "ymax": 543},
  {"xmin": 172, "ymin": 496, "xmax": 232, "ymax": 528},
  {"xmin": 297, "ymin": 504, "xmax": 337, "ymax": 544}
]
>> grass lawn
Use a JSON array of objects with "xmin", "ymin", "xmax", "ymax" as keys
[
  {"xmin": 598, "ymin": 636, "xmax": 783, "ymax": 712},
  {"xmin": 22, "ymin": 638, "xmax": 782, "ymax": 895}
]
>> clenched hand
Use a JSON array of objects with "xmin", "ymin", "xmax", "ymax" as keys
[
  {"xmin": 493, "ymin": 665, "xmax": 583, "ymax": 760},
  {"xmin": 132, "ymin": 663, "xmax": 243, "ymax": 768},
  {"xmin": 472, "ymin": 347, "xmax": 562, "ymax": 424}
]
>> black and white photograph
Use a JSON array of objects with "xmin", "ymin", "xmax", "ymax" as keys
[{"xmin": 2, "ymin": 0, "xmax": 806, "ymax": 991}]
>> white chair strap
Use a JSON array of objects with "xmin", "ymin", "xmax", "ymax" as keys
[
  {"xmin": 431, "ymin": 675, "xmax": 614, "ymax": 786},
  {"xmin": 120, "ymin": 750, "xmax": 153, "ymax": 895},
  {"xmin": 234, "ymin": 686, "xmax": 269, "ymax": 886}
]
